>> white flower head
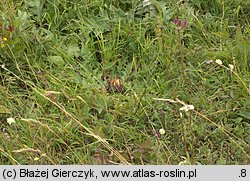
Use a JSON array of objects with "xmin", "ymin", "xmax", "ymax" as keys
[
  {"xmin": 159, "ymin": 128, "xmax": 166, "ymax": 135},
  {"xmin": 179, "ymin": 104, "xmax": 194, "ymax": 112},
  {"xmin": 7, "ymin": 117, "xmax": 16, "ymax": 125},
  {"xmin": 228, "ymin": 64, "xmax": 234, "ymax": 72},
  {"xmin": 215, "ymin": 59, "xmax": 222, "ymax": 65}
]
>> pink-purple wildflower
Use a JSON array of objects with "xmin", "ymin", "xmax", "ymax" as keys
[{"xmin": 173, "ymin": 18, "xmax": 187, "ymax": 29}]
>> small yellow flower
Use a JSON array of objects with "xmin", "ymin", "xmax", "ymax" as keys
[
  {"xmin": 1, "ymin": 44, "xmax": 5, "ymax": 48},
  {"xmin": 159, "ymin": 128, "xmax": 166, "ymax": 135},
  {"xmin": 3, "ymin": 37, "xmax": 7, "ymax": 41},
  {"xmin": 215, "ymin": 59, "xmax": 222, "ymax": 65},
  {"xmin": 34, "ymin": 157, "xmax": 40, "ymax": 161}
]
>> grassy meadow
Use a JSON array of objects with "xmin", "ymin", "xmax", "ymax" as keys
[{"xmin": 0, "ymin": 0, "xmax": 250, "ymax": 164}]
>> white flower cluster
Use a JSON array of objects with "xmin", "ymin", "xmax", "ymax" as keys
[{"xmin": 206, "ymin": 59, "xmax": 234, "ymax": 72}]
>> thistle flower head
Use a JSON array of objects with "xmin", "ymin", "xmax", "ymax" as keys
[{"xmin": 173, "ymin": 18, "xmax": 187, "ymax": 29}]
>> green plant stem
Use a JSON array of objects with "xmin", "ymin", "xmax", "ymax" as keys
[
  {"xmin": 160, "ymin": 29, "xmax": 167, "ymax": 70},
  {"xmin": 188, "ymin": 112, "xmax": 195, "ymax": 164},
  {"xmin": 180, "ymin": 117, "xmax": 190, "ymax": 161},
  {"xmin": 178, "ymin": 30, "xmax": 185, "ymax": 72}
]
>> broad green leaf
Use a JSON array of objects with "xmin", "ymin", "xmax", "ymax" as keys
[
  {"xmin": 236, "ymin": 24, "xmax": 250, "ymax": 55},
  {"xmin": 47, "ymin": 56, "xmax": 65, "ymax": 67},
  {"xmin": 67, "ymin": 44, "xmax": 80, "ymax": 58},
  {"xmin": 93, "ymin": 124, "xmax": 105, "ymax": 138},
  {"xmin": 238, "ymin": 111, "xmax": 250, "ymax": 120}
]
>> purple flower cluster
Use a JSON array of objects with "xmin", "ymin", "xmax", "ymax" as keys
[{"xmin": 173, "ymin": 18, "xmax": 187, "ymax": 29}]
